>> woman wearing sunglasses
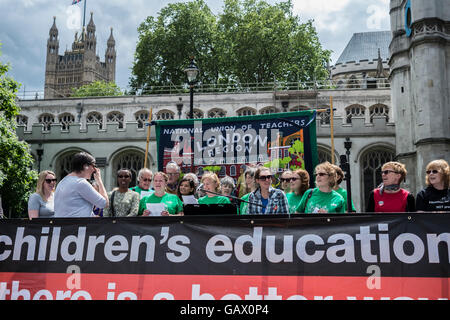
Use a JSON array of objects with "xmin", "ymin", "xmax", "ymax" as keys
[
  {"xmin": 295, "ymin": 162, "xmax": 345, "ymax": 214},
  {"xmin": 286, "ymin": 169, "xmax": 310, "ymax": 214},
  {"xmin": 28, "ymin": 170, "xmax": 57, "ymax": 219},
  {"xmin": 103, "ymin": 169, "xmax": 140, "ymax": 217},
  {"xmin": 247, "ymin": 167, "xmax": 289, "ymax": 214},
  {"xmin": 416, "ymin": 159, "xmax": 450, "ymax": 212},
  {"xmin": 54, "ymin": 152, "xmax": 108, "ymax": 217},
  {"xmin": 365, "ymin": 161, "xmax": 415, "ymax": 213}
]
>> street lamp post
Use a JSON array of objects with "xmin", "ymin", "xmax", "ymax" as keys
[
  {"xmin": 340, "ymin": 137, "xmax": 353, "ymax": 212},
  {"xmin": 184, "ymin": 57, "xmax": 199, "ymax": 119}
]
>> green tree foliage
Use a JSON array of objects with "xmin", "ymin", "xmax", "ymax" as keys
[
  {"xmin": 130, "ymin": 0, "xmax": 219, "ymax": 92},
  {"xmin": 0, "ymin": 44, "xmax": 38, "ymax": 218},
  {"xmin": 130, "ymin": 0, "xmax": 331, "ymax": 91},
  {"xmin": 71, "ymin": 80, "xmax": 123, "ymax": 97}
]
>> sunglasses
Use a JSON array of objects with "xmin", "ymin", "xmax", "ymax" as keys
[
  {"xmin": 315, "ymin": 172, "xmax": 329, "ymax": 177},
  {"xmin": 118, "ymin": 175, "xmax": 131, "ymax": 179},
  {"xmin": 381, "ymin": 170, "xmax": 396, "ymax": 175},
  {"xmin": 426, "ymin": 170, "xmax": 439, "ymax": 175},
  {"xmin": 281, "ymin": 177, "xmax": 299, "ymax": 182},
  {"xmin": 45, "ymin": 179, "xmax": 57, "ymax": 183},
  {"xmin": 258, "ymin": 175, "xmax": 272, "ymax": 181},
  {"xmin": 141, "ymin": 178, "xmax": 152, "ymax": 182}
]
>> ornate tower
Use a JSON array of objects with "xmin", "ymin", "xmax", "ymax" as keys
[
  {"xmin": 43, "ymin": 13, "xmax": 117, "ymax": 98},
  {"xmin": 389, "ymin": 0, "xmax": 450, "ymax": 193},
  {"xmin": 44, "ymin": 17, "xmax": 60, "ymax": 99},
  {"xmin": 82, "ymin": 12, "xmax": 98, "ymax": 84},
  {"xmin": 105, "ymin": 28, "xmax": 116, "ymax": 83}
]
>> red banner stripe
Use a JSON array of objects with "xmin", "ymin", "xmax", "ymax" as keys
[{"xmin": 1, "ymin": 273, "xmax": 448, "ymax": 300}]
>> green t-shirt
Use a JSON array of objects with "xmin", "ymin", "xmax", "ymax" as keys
[
  {"xmin": 334, "ymin": 187, "xmax": 356, "ymax": 212},
  {"xmin": 239, "ymin": 193, "xmax": 250, "ymax": 215},
  {"xmin": 138, "ymin": 192, "xmax": 183, "ymax": 216},
  {"xmin": 295, "ymin": 188, "xmax": 345, "ymax": 214},
  {"xmin": 198, "ymin": 195, "xmax": 231, "ymax": 205},
  {"xmin": 286, "ymin": 192, "xmax": 304, "ymax": 214},
  {"xmin": 130, "ymin": 186, "xmax": 154, "ymax": 199}
]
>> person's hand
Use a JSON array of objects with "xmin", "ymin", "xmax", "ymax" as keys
[
  {"xmin": 161, "ymin": 210, "xmax": 170, "ymax": 216},
  {"xmin": 142, "ymin": 209, "xmax": 151, "ymax": 216},
  {"xmin": 93, "ymin": 167, "xmax": 102, "ymax": 182}
]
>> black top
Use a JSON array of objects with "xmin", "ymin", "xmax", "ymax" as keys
[{"xmin": 416, "ymin": 186, "xmax": 450, "ymax": 212}]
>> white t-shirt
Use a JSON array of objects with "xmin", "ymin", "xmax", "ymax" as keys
[{"xmin": 54, "ymin": 175, "xmax": 107, "ymax": 218}]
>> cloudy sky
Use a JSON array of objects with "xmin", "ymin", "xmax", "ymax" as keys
[{"xmin": 0, "ymin": 0, "xmax": 390, "ymax": 97}]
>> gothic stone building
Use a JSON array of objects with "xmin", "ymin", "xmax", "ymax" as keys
[{"xmin": 44, "ymin": 13, "xmax": 116, "ymax": 99}]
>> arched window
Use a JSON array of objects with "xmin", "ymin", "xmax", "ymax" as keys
[
  {"xmin": 259, "ymin": 106, "xmax": 279, "ymax": 115},
  {"xmin": 369, "ymin": 104, "xmax": 389, "ymax": 123},
  {"xmin": 237, "ymin": 107, "xmax": 256, "ymax": 117},
  {"xmin": 38, "ymin": 113, "xmax": 55, "ymax": 131},
  {"xmin": 58, "ymin": 113, "xmax": 75, "ymax": 130},
  {"xmin": 317, "ymin": 147, "xmax": 337, "ymax": 164},
  {"xmin": 345, "ymin": 104, "xmax": 365, "ymax": 124},
  {"xmin": 186, "ymin": 109, "xmax": 204, "ymax": 119},
  {"xmin": 55, "ymin": 150, "xmax": 80, "ymax": 181},
  {"xmin": 87, "ymin": 112, "xmax": 103, "ymax": 129},
  {"xmin": 360, "ymin": 147, "xmax": 395, "ymax": 211},
  {"xmin": 347, "ymin": 76, "xmax": 360, "ymax": 89},
  {"xmin": 207, "ymin": 108, "xmax": 226, "ymax": 118},
  {"xmin": 156, "ymin": 110, "xmax": 175, "ymax": 120},
  {"xmin": 318, "ymin": 106, "xmax": 331, "ymax": 125},
  {"xmin": 16, "ymin": 115, "xmax": 28, "ymax": 127},
  {"xmin": 112, "ymin": 151, "xmax": 147, "ymax": 188},
  {"xmin": 135, "ymin": 110, "xmax": 149, "ymax": 129},
  {"xmin": 107, "ymin": 111, "xmax": 125, "ymax": 129}
]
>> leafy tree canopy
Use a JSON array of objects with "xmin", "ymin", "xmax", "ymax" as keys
[
  {"xmin": 130, "ymin": 0, "xmax": 331, "ymax": 92},
  {"xmin": 71, "ymin": 80, "xmax": 123, "ymax": 97},
  {"xmin": 0, "ymin": 44, "xmax": 38, "ymax": 218}
]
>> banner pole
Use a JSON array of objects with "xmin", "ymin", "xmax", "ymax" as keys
[
  {"xmin": 330, "ymin": 96, "xmax": 335, "ymax": 164},
  {"xmin": 144, "ymin": 108, "xmax": 153, "ymax": 169}
]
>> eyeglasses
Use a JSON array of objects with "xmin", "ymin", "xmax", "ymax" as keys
[
  {"xmin": 258, "ymin": 175, "xmax": 272, "ymax": 181},
  {"xmin": 118, "ymin": 175, "xmax": 131, "ymax": 179},
  {"xmin": 45, "ymin": 179, "xmax": 57, "ymax": 183},
  {"xmin": 426, "ymin": 170, "xmax": 439, "ymax": 175},
  {"xmin": 141, "ymin": 178, "xmax": 152, "ymax": 182},
  {"xmin": 315, "ymin": 172, "xmax": 329, "ymax": 177},
  {"xmin": 90, "ymin": 163, "xmax": 97, "ymax": 168},
  {"xmin": 167, "ymin": 173, "xmax": 179, "ymax": 176},
  {"xmin": 381, "ymin": 170, "xmax": 396, "ymax": 175},
  {"xmin": 281, "ymin": 177, "xmax": 299, "ymax": 182}
]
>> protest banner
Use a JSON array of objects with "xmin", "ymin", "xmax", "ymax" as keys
[
  {"xmin": 0, "ymin": 214, "xmax": 449, "ymax": 300},
  {"xmin": 155, "ymin": 110, "xmax": 318, "ymax": 181}
]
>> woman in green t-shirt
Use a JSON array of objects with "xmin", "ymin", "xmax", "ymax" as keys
[
  {"xmin": 198, "ymin": 172, "xmax": 231, "ymax": 205},
  {"xmin": 139, "ymin": 172, "xmax": 184, "ymax": 216},
  {"xmin": 286, "ymin": 168, "xmax": 310, "ymax": 214},
  {"xmin": 295, "ymin": 162, "xmax": 345, "ymax": 214}
]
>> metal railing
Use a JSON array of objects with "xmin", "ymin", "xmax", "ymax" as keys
[{"xmin": 17, "ymin": 78, "xmax": 390, "ymax": 100}]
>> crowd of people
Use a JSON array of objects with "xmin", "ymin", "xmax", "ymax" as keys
[{"xmin": 26, "ymin": 152, "xmax": 450, "ymax": 219}]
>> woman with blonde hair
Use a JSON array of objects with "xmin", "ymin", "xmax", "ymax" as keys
[
  {"xmin": 28, "ymin": 170, "xmax": 57, "ymax": 219},
  {"xmin": 366, "ymin": 161, "xmax": 415, "ymax": 212},
  {"xmin": 139, "ymin": 172, "xmax": 184, "ymax": 216},
  {"xmin": 295, "ymin": 162, "xmax": 345, "ymax": 214},
  {"xmin": 416, "ymin": 159, "xmax": 450, "ymax": 212},
  {"xmin": 198, "ymin": 172, "xmax": 231, "ymax": 205},
  {"xmin": 286, "ymin": 169, "xmax": 310, "ymax": 214}
]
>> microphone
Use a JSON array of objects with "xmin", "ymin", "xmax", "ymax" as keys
[{"xmin": 198, "ymin": 188, "xmax": 263, "ymax": 207}]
